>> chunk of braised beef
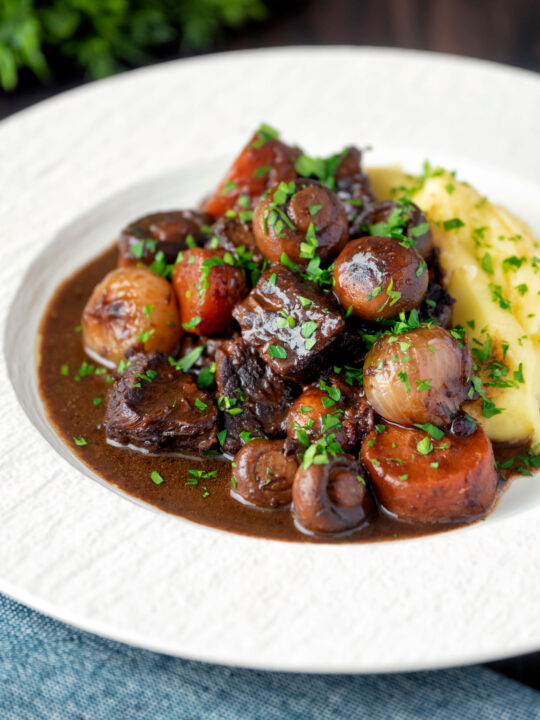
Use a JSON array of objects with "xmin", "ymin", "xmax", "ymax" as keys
[
  {"xmin": 118, "ymin": 210, "xmax": 211, "ymax": 267},
  {"xmin": 215, "ymin": 338, "xmax": 299, "ymax": 454},
  {"xmin": 335, "ymin": 377, "xmax": 375, "ymax": 447},
  {"xmin": 207, "ymin": 215, "xmax": 263, "ymax": 265},
  {"xmin": 419, "ymin": 249, "xmax": 455, "ymax": 327},
  {"xmin": 419, "ymin": 282, "xmax": 455, "ymax": 328},
  {"xmin": 351, "ymin": 200, "xmax": 432, "ymax": 259},
  {"xmin": 233, "ymin": 265, "xmax": 346, "ymax": 384},
  {"xmin": 333, "ymin": 147, "xmax": 375, "ymax": 225},
  {"xmin": 103, "ymin": 352, "xmax": 217, "ymax": 452}
]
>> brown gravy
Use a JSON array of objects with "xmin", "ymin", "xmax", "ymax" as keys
[{"xmin": 37, "ymin": 245, "xmax": 518, "ymax": 543}]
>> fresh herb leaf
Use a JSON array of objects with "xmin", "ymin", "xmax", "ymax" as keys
[
  {"xmin": 150, "ymin": 470, "xmax": 164, "ymax": 485},
  {"xmin": 268, "ymin": 344, "xmax": 287, "ymax": 359}
]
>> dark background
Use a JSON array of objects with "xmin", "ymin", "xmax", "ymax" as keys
[
  {"xmin": 1, "ymin": 0, "xmax": 539, "ymax": 691},
  {"xmin": 2, "ymin": 0, "xmax": 540, "ymax": 118}
]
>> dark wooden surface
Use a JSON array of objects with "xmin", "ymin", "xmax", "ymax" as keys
[{"xmin": 0, "ymin": 0, "xmax": 538, "ymax": 691}]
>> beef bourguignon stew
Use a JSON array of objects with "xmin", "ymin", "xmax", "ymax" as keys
[{"xmin": 38, "ymin": 124, "xmax": 539, "ymax": 542}]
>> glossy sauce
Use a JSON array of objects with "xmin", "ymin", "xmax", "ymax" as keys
[{"xmin": 37, "ymin": 246, "xmax": 515, "ymax": 543}]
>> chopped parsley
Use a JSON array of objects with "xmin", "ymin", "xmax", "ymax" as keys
[
  {"xmin": 442, "ymin": 218, "xmax": 465, "ymax": 231},
  {"xmin": 197, "ymin": 365, "xmax": 215, "ymax": 389},
  {"xmin": 367, "ymin": 281, "xmax": 383, "ymax": 301},
  {"xmin": 416, "ymin": 436, "xmax": 433, "ymax": 455},
  {"xmin": 300, "ymin": 222, "xmax": 319, "ymax": 259},
  {"xmin": 280, "ymin": 252, "xmax": 299, "ymax": 271},
  {"xmin": 397, "ymin": 370, "xmax": 410, "ymax": 392},
  {"xmin": 301, "ymin": 321, "xmax": 318, "ymax": 339},
  {"xmin": 488, "ymin": 282, "xmax": 511, "ymax": 310},
  {"xmin": 251, "ymin": 123, "xmax": 279, "ymax": 148},
  {"xmin": 170, "ymin": 345, "xmax": 205, "ymax": 372},
  {"xmin": 138, "ymin": 329, "xmax": 155, "ymax": 343},
  {"xmin": 254, "ymin": 166, "xmax": 271, "ymax": 178},
  {"xmin": 182, "ymin": 316, "xmax": 202, "ymax": 330},
  {"xmin": 502, "ymin": 255, "xmax": 526, "ymax": 273},
  {"xmin": 220, "ymin": 179, "xmax": 237, "ymax": 195},
  {"xmin": 130, "ymin": 238, "xmax": 156, "ymax": 259},
  {"xmin": 294, "ymin": 148, "xmax": 348, "ymax": 189},
  {"xmin": 150, "ymin": 470, "xmax": 164, "ymax": 485},
  {"xmin": 414, "ymin": 423, "xmax": 444, "ymax": 440},
  {"xmin": 481, "ymin": 253, "xmax": 494, "ymax": 274},
  {"xmin": 268, "ymin": 344, "xmax": 287, "ymax": 359},
  {"xmin": 73, "ymin": 436, "xmax": 87, "ymax": 447},
  {"xmin": 217, "ymin": 429, "xmax": 227, "ymax": 446}
]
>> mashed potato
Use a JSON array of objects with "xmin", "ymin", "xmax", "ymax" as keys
[{"xmin": 367, "ymin": 165, "xmax": 540, "ymax": 447}]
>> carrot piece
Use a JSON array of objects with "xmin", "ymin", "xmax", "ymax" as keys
[
  {"xmin": 172, "ymin": 248, "xmax": 246, "ymax": 336},
  {"xmin": 361, "ymin": 423, "xmax": 498, "ymax": 524}
]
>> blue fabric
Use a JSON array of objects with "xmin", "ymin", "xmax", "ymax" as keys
[{"xmin": 0, "ymin": 593, "xmax": 538, "ymax": 720}]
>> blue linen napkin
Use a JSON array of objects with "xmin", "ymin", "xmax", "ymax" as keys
[{"xmin": 0, "ymin": 593, "xmax": 538, "ymax": 720}]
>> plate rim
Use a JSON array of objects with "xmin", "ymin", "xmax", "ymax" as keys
[{"xmin": 1, "ymin": 45, "xmax": 539, "ymax": 673}]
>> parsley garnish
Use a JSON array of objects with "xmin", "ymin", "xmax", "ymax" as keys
[
  {"xmin": 138, "ymin": 329, "xmax": 155, "ymax": 343},
  {"xmin": 442, "ymin": 218, "xmax": 465, "ymax": 231},
  {"xmin": 182, "ymin": 316, "xmax": 202, "ymax": 330},
  {"xmin": 414, "ymin": 423, "xmax": 444, "ymax": 440},
  {"xmin": 197, "ymin": 365, "xmax": 215, "ymax": 389},
  {"xmin": 170, "ymin": 345, "xmax": 205, "ymax": 372},
  {"xmin": 251, "ymin": 123, "xmax": 279, "ymax": 148},
  {"xmin": 397, "ymin": 370, "xmax": 410, "ymax": 392},
  {"xmin": 301, "ymin": 320, "xmax": 318, "ymax": 339},
  {"xmin": 130, "ymin": 238, "xmax": 156, "ymax": 259},
  {"xmin": 488, "ymin": 282, "xmax": 511, "ymax": 310},
  {"xmin": 481, "ymin": 253, "xmax": 494, "ymax": 274},
  {"xmin": 268, "ymin": 344, "xmax": 287, "ymax": 359},
  {"xmin": 416, "ymin": 436, "xmax": 433, "ymax": 455},
  {"xmin": 150, "ymin": 470, "xmax": 164, "ymax": 485},
  {"xmin": 220, "ymin": 179, "xmax": 237, "ymax": 195}
]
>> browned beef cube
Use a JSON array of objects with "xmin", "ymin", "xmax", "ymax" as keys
[
  {"xmin": 215, "ymin": 338, "xmax": 298, "ymax": 454},
  {"xmin": 104, "ymin": 352, "xmax": 217, "ymax": 452},
  {"xmin": 232, "ymin": 265, "xmax": 346, "ymax": 383},
  {"xmin": 334, "ymin": 147, "xmax": 375, "ymax": 226}
]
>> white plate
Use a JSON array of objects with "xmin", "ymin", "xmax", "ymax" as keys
[{"xmin": 1, "ymin": 47, "xmax": 539, "ymax": 673}]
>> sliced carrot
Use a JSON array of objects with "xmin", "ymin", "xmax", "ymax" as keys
[
  {"xmin": 361, "ymin": 423, "xmax": 497, "ymax": 524},
  {"xmin": 202, "ymin": 131, "xmax": 299, "ymax": 218},
  {"xmin": 172, "ymin": 248, "xmax": 246, "ymax": 336}
]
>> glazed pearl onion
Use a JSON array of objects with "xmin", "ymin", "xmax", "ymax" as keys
[
  {"xmin": 333, "ymin": 236, "xmax": 428, "ymax": 322},
  {"xmin": 363, "ymin": 325, "xmax": 473, "ymax": 429},
  {"xmin": 82, "ymin": 267, "xmax": 182, "ymax": 367}
]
